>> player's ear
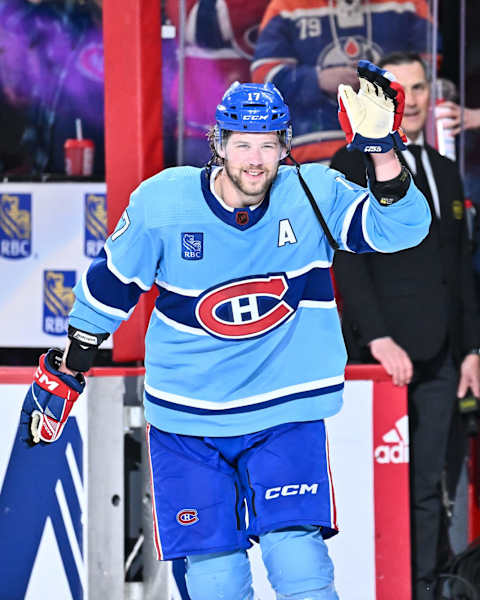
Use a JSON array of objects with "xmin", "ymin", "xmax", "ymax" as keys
[
  {"xmin": 279, "ymin": 127, "xmax": 291, "ymax": 160},
  {"xmin": 214, "ymin": 125, "xmax": 226, "ymax": 159}
]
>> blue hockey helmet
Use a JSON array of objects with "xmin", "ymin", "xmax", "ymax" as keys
[{"xmin": 214, "ymin": 82, "xmax": 292, "ymax": 151}]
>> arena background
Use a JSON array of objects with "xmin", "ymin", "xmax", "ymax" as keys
[{"xmin": 1, "ymin": 1, "xmax": 480, "ymax": 598}]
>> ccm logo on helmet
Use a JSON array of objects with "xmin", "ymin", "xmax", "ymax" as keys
[
  {"xmin": 243, "ymin": 114, "xmax": 269, "ymax": 120},
  {"xmin": 265, "ymin": 483, "xmax": 319, "ymax": 500},
  {"xmin": 196, "ymin": 275, "xmax": 294, "ymax": 340},
  {"xmin": 176, "ymin": 509, "xmax": 199, "ymax": 526}
]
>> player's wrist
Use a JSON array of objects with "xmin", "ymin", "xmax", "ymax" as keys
[
  {"xmin": 64, "ymin": 325, "xmax": 109, "ymax": 372},
  {"xmin": 365, "ymin": 157, "xmax": 411, "ymax": 206},
  {"xmin": 370, "ymin": 151, "xmax": 401, "ymax": 181},
  {"xmin": 58, "ymin": 360, "xmax": 79, "ymax": 377}
]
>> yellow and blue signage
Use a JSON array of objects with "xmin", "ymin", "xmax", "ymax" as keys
[
  {"xmin": 0, "ymin": 193, "xmax": 32, "ymax": 259},
  {"xmin": 84, "ymin": 193, "xmax": 107, "ymax": 258},
  {"xmin": 43, "ymin": 270, "xmax": 76, "ymax": 336}
]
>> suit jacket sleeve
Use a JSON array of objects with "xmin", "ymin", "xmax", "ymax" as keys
[
  {"xmin": 457, "ymin": 172, "xmax": 480, "ymax": 353},
  {"xmin": 333, "ymin": 250, "xmax": 392, "ymax": 346}
]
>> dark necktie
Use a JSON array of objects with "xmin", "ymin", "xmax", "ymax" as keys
[{"xmin": 407, "ymin": 144, "xmax": 435, "ymax": 215}]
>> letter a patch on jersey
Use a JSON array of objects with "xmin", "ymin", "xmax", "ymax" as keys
[{"xmin": 278, "ymin": 219, "xmax": 297, "ymax": 247}]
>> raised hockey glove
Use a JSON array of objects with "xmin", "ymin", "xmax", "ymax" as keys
[
  {"xmin": 20, "ymin": 348, "xmax": 85, "ymax": 444},
  {"xmin": 338, "ymin": 60, "xmax": 407, "ymax": 153}
]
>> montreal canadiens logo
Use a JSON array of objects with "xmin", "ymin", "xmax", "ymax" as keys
[
  {"xmin": 195, "ymin": 275, "xmax": 294, "ymax": 340},
  {"xmin": 177, "ymin": 509, "xmax": 199, "ymax": 526}
]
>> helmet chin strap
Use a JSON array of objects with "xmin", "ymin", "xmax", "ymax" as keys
[
  {"xmin": 205, "ymin": 156, "xmax": 216, "ymax": 177},
  {"xmin": 208, "ymin": 82, "xmax": 336, "ymax": 243},
  {"xmin": 287, "ymin": 152, "xmax": 339, "ymax": 251},
  {"xmin": 205, "ymin": 149, "xmax": 338, "ymax": 251}
]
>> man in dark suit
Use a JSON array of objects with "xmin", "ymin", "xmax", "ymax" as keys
[{"xmin": 331, "ymin": 52, "xmax": 480, "ymax": 600}]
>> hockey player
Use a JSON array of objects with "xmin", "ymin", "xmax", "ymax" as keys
[
  {"xmin": 251, "ymin": 0, "xmax": 432, "ymax": 164},
  {"xmin": 20, "ymin": 62, "xmax": 430, "ymax": 599}
]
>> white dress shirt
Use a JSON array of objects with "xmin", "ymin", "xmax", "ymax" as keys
[{"xmin": 402, "ymin": 133, "xmax": 441, "ymax": 219}]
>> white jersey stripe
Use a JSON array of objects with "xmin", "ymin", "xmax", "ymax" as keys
[
  {"xmin": 361, "ymin": 199, "xmax": 382, "ymax": 252},
  {"xmin": 80, "ymin": 271, "xmax": 135, "ymax": 319},
  {"xmin": 155, "ymin": 280, "xmax": 203, "ymax": 297},
  {"xmin": 153, "ymin": 308, "xmax": 208, "ymax": 335},
  {"xmin": 156, "ymin": 260, "xmax": 333, "ymax": 298},
  {"xmin": 250, "ymin": 57, "xmax": 297, "ymax": 72},
  {"xmin": 286, "ymin": 259, "xmax": 332, "ymax": 277},
  {"xmin": 154, "ymin": 300, "xmax": 337, "ymax": 336},
  {"xmin": 145, "ymin": 374, "xmax": 345, "ymax": 411},
  {"xmin": 340, "ymin": 192, "xmax": 369, "ymax": 252},
  {"xmin": 265, "ymin": 63, "xmax": 288, "ymax": 83},
  {"xmin": 104, "ymin": 244, "xmax": 151, "ymax": 291},
  {"xmin": 298, "ymin": 299, "xmax": 337, "ymax": 309},
  {"xmin": 278, "ymin": 2, "xmax": 417, "ymax": 19}
]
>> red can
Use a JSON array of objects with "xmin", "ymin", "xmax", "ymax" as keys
[{"xmin": 64, "ymin": 139, "xmax": 95, "ymax": 176}]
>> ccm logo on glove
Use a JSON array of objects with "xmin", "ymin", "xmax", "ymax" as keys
[
  {"xmin": 19, "ymin": 349, "xmax": 85, "ymax": 445},
  {"xmin": 35, "ymin": 367, "xmax": 60, "ymax": 392},
  {"xmin": 34, "ymin": 356, "xmax": 80, "ymax": 400}
]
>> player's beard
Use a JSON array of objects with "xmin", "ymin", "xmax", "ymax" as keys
[{"xmin": 223, "ymin": 160, "xmax": 278, "ymax": 201}]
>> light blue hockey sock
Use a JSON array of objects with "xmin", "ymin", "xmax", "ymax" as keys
[
  {"xmin": 185, "ymin": 549, "xmax": 254, "ymax": 600},
  {"xmin": 260, "ymin": 526, "xmax": 339, "ymax": 599}
]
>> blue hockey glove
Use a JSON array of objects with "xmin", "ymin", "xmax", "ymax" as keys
[
  {"xmin": 338, "ymin": 60, "xmax": 407, "ymax": 153},
  {"xmin": 20, "ymin": 348, "xmax": 85, "ymax": 444}
]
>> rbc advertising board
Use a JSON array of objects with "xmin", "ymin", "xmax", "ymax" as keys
[
  {"xmin": 0, "ymin": 192, "xmax": 32, "ymax": 259},
  {"xmin": 0, "ymin": 183, "xmax": 111, "ymax": 348},
  {"xmin": 84, "ymin": 193, "xmax": 107, "ymax": 259}
]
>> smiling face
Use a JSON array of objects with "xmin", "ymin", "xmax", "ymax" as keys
[
  {"xmin": 382, "ymin": 60, "xmax": 430, "ymax": 143},
  {"xmin": 216, "ymin": 132, "xmax": 285, "ymax": 208}
]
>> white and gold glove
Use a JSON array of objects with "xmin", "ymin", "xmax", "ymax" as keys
[{"xmin": 338, "ymin": 60, "xmax": 407, "ymax": 153}]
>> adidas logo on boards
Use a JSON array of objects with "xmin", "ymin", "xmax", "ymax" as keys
[{"xmin": 374, "ymin": 415, "xmax": 409, "ymax": 464}]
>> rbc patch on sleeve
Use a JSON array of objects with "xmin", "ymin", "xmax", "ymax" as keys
[{"xmin": 181, "ymin": 232, "xmax": 203, "ymax": 260}]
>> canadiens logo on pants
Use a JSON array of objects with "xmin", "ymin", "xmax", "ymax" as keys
[{"xmin": 176, "ymin": 509, "xmax": 199, "ymax": 526}]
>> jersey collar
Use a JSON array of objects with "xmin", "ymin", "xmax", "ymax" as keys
[{"xmin": 200, "ymin": 168, "xmax": 270, "ymax": 230}]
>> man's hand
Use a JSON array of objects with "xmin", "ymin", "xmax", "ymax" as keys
[
  {"xmin": 436, "ymin": 102, "xmax": 480, "ymax": 135},
  {"xmin": 369, "ymin": 336, "xmax": 413, "ymax": 386},
  {"xmin": 20, "ymin": 348, "xmax": 85, "ymax": 445},
  {"xmin": 318, "ymin": 65, "xmax": 358, "ymax": 96},
  {"xmin": 457, "ymin": 353, "xmax": 480, "ymax": 398},
  {"xmin": 338, "ymin": 60, "xmax": 407, "ymax": 153}
]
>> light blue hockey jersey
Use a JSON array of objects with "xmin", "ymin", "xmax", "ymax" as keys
[{"xmin": 70, "ymin": 164, "xmax": 430, "ymax": 436}]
